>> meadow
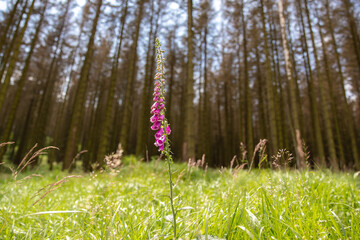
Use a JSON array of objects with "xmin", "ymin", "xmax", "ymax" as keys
[{"xmin": 0, "ymin": 157, "xmax": 359, "ymax": 239}]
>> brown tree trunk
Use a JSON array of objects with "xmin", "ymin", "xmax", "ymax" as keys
[
  {"xmin": 326, "ymin": 0, "xmax": 359, "ymax": 169},
  {"xmin": 183, "ymin": 0, "xmax": 196, "ymax": 161},
  {"xmin": 119, "ymin": 0, "xmax": 144, "ymax": 152},
  {"xmin": 260, "ymin": 0, "xmax": 278, "ymax": 153},
  {"xmin": 0, "ymin": 0, "xmax": 47, "ymax": 153},
  {"xmin": 0, "ymin": 0, "xmax": 22, "ymax": 57},
  {"xmin": 241, "ymin": 1, "xmax": 254, "ymax": 157},
  {"xmin": 96, "ymin": 0, "xmax": 128, "ymax": 162},
  {"xmin": 296, "ymin": 0, "xmax": 326, "ymax": 166},
  {"xmin": 0, "ymin": 0, "xmax": 36, "ymax": 112},
  {"xmin": 304, "ymin": 0, "xmax": 338, "ymax": 169},
  {"xmin": 278, "ymin": 0, "xmax": 305, "ymax": 168},
  {"xmin": 63, "ymin": 0, "xmax": 103, "ymax": 170}
]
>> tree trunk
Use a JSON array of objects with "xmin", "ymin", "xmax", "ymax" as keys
[
  {"xmin": 255, "ymin": 44, "xmax": 267, "ymax": 141},
  {"xmin": 259, "ymin": 0, "xmax": 278, "ymax": 153},
  {"xmin": 96, "ymin": 0, "xmax": 128, "ymax": 162},
  {"xmin": 0, "ymin": 0, "xmax": 22, "ymax": 58},
  {"xmin": 183, "ymin": 0, "xmax": 196, "ymax": 160},
  {"xmin": 198, "ymin": 26, "xmax": 210, "ymax": 158},
  {"xmin": 241, "ymin": 2, "xmax": 254, "ymax": 158},
  {"xmin": 278, "ymin": 0, "xmax": 305, "ymax": 168},
  {"xmin": 167, "ymin": 30, "xmax": 175, "ymax": 128},
  {"xmin": 326, "ymin": 0, "xmax": 359, "ymax": 169},
  {"xmin": 342, "ymin": 0, "xmax": 360, "ymax": 76},
  {"xmin": 270, "ymin": 20, "xmax": 286, "ymax": 150},
  {"xmin": 34, "ymin": 0, "xmax": 71, "ymax": 151},
  {"xmin": 317, "ymin": 17, "xmax": 346, "ymax": 167},
  {"xmin": 119, "ymin": 0, "xmax": 144, "ymax": 153},
  {"xmin": 0, "ymin": 0, "xmax": 35, "ymax": 112},
  {"xmin": 136, "ymin": 0, "xmax": 158, "ymax": 156},
  {"xmin": 296, "ymin": 0, "xmax": 325, "ymax": 166},
  {"xmin": 304, "ymin": 0, "xmax": 338, "ymax": 169},
  {"xmin": 0, "ymin": 0, "xmax": 47, "ymax": 153},
  {"xmin": 63, "ymin": 0, "xmax": 103, "ymax": 170}
]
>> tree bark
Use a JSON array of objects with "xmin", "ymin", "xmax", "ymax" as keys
[
  {"xmin": 278, "ymin": 0, "xmax": 305, "ymax": 168},
  {"xmin": 136, "ymin": 0, "xmax": 159, "ymax": 156},
  {"xmin": 0, "ymin": 0, "xmax": 47, "ymax": 150},
  {"xmin": 97, "ymin": 0, "xmax": 128, "ymax": 162},
  {"xmin": 63, "ymin": 0, "xmax": 103, "ymax": 170},
  {"xmin": 260, "ymin": 0, "xmax": 278, "ymax": 153},
  {"xmin": 241, "ymin": 1, "xmax": 254, "ymax": 157},
  {"xmin": 119, "ymin": 0, "xmax": 144, "ymax": 152},
  {"xmin": 317, "ymin": 17, "xmax": 346, "ymax": 167},
  {"xmin": 183, "ymin": 0, "xmax": 196, "ymax": 160},
  {"xmin": 296, "ymin": 0, "xmax": 325, "ymax": 166},
  {"xmin": 34, "ymin": 0, "xmax": 71, "ymax": 151},
  {"xmin": 326, "ymin": 0, "xmax": 359, "ymax": 169},
  {"xmin": 0, "ymin": 0, "xmax": 35, "ymax": 112},
  {"xmin": 0, "ymin": 0, "xmax": 22, "ymax": 58},
  {"xmin": 304, "ymin": 0, "xmax": 338, "ymax": 169}
]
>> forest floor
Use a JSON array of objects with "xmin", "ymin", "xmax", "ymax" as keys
[{"xmin": 0, "ymin": 158, "xmax": 360, "ymax": 239}]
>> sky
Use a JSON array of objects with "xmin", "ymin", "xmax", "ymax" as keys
[{"xmin": 0, "ymin": 1, "xmax": 6, "ymax": 11}]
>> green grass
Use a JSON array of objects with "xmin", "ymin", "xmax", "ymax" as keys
[{"xmin": 0, "ymin": 159, "xmax": 359, "ymax": 239}]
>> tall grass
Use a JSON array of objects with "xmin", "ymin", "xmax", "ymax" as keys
[{"xmin": 1, "ymin": 159, "xmax": 359, "ymax": 239}]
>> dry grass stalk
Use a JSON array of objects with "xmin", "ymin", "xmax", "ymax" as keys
[
  {"xmin": 302, "ymin": 139, "xmax": 311, "ymax": 169},
  {"xmin": 154, "ymin": 153, "xmax": 162, "ymax": 168},
  {"xmin": 174, "ymin": 169, "xmax": 186, "ymax": 188},
  {"xmin": 230, "ymin": 155, "xmax": 237, "ymax": 170},
  {"xmin": 18, "ymin": 144, "xmax": 38, "ymax": 170},
  {"xmin": 232, "ymin": 162, "xmax": 248, "ymax": 176},
  {"xmin": 201, "ymin": 154, "xmax": 205, "ymax": 167},
  {"xmin": 187, "ymin": 154, "xmax": 207, "ymax": 175},
  {"xmin": 296, "ymin": 129, "xmax": 306, "ymax": 168},
  {"xmin": 239, "ymin": 142, "xmax": 247, "ymax": 162},
  {"xmin": 14, "ymin": 144, "xmax": 59, "ymax": 179},
  {"xmin": 186, "ymin": 154, "xmax": 207, "ymax": 176},
  {"xmin": 74, "ymin": 150, "xmax": 88, "ymax": 161},
  {"xmin": 272, "ymin": 149, "xmax": 294, "ymax": 170},
  {"xmin": 258, "ymin": 139, "xmax": 268, "ymax": 169},
  {"xmin": 17, "ymin": 174, "xmax": 42, "ymax": 183},
  {"xmin": 105, "ymin": 144, "xmax": 123, "ymax": 170},
  {"xmin": 69, "ymin": 150, "xmax": 88, "ymax": 170},
  {"xmin": 0, "ymin": 142, "xmax": 14, "ymax": 148},
  {"xmin": 238, "ymin": 163, "xmax": 247, "ymax": 169},
  {"xmin": 249, "ymin": 142, "xmax": 261, "ymax": 170},
  {"xmin": 187, "ymin": 158, "xmax": 193, "ymax": 174},
  {"xmin": 22, "ymin": 146, "xmax": 59, "ymax": 170},
  {"xmin": 32, "ymin": 175, "xmax": 82, "ymax": 206},
  {"xmin": 249, "ymin": 139, "xmax": 268, "ymax": 170}
]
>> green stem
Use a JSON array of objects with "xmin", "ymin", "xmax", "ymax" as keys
[{"xmin": 167, "ymin": 154, "xmax": 176, "ymax": 238}]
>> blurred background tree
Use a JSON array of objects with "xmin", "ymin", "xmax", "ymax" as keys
[{"xmin": 0, "ymin": 0, "xmax": 359, "ymax": 170}]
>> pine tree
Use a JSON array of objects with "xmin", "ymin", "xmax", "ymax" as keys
[
  {"xmin": 0, "ymin": 0, "xmax": 36, "ymax": 112},
  {"xmin": 304, "ymin": 0, "xmax": 338, "ymax": 169},
  {"xmin": 63, "ymin": 0, "xmax": 103, "ymax": 170},
  {"xmin": 119, "ymin": 0, "xmax": 145, "ymax": 152},
  {"xmin": 183, "ymin": 0, "xmax": 196, "ymax": 160},
  {"xmin": 260, "ymin": 0, "xmax": 278, "ymax": 153},
  {"xmin": 96, "ymin": 0, "xmax": 128, "ymax": 163},
  {"xmin": 278, "ymin": 0, "xmax": 305, "ymax": 168}
]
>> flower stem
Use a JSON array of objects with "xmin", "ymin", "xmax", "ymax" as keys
[
  {"xmin": 154, "ymin": 38, "xmax": 176, "ymax": 238},
  {"xmin": 167, "ymin": 155, "xmax": 176, "ymax": 238}
]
